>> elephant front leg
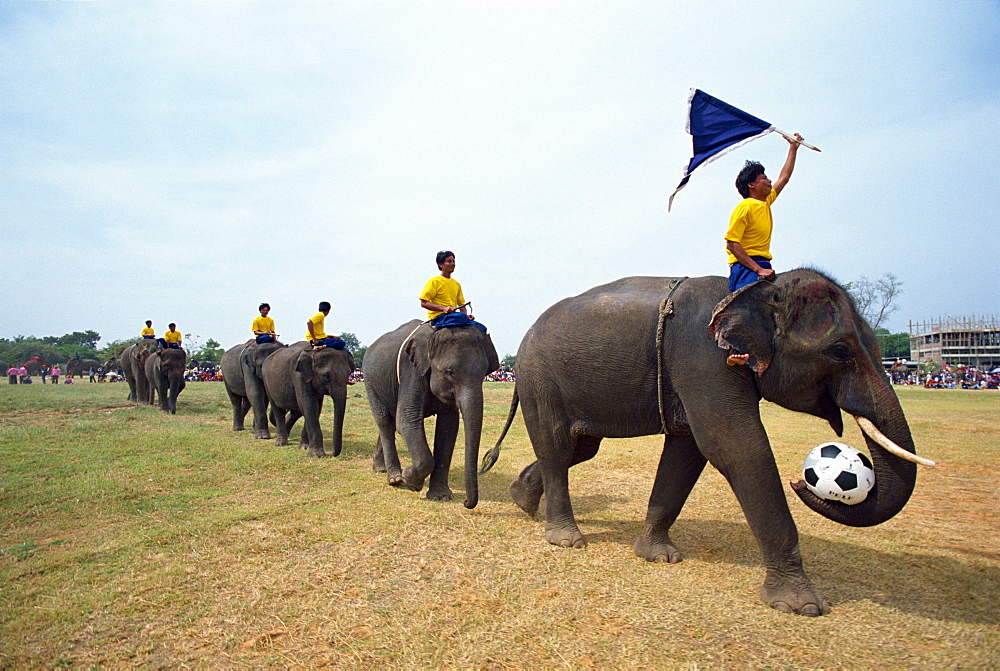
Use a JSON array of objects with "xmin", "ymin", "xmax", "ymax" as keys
[
  {"xmin": 634, "ymin": 434, "xmax": 706, "ymax": 564},
  {"xmin": 426, "ymin": 408, "xmax": 459, "ymax": 501},
  {"xmin": 697, "ymin": 419, "xmax": 830, "ymax": 616},
  {"xmin": 298, "ymin": 397, "xmax": 327, "ymax": 458}
]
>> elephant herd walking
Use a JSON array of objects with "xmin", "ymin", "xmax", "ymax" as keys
[
  {"xmin": 132, "ymin": 269, "xmax": 932, "ymax": 617},
  {"xmin": 120, "ymin": 339, "xmax": 187, "ymax": 413}
]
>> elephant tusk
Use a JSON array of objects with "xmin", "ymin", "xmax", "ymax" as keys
[{"xmin": 854, "ymin": 416, "xmax": 936, "ymax": 466}]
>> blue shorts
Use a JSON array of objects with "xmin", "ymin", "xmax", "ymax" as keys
[
  {"xmin": 255, "ymin": 335, "xmax": 275, "ymax": 344},
  {"xmin": 430, "ymin": 312, "xmax": 488, "ymax": 333},
  {"xmin": 729, "ymin": 257, "xmax": 773, "ymax": 292},
  {"xmin": 315, "ymin": 337, "xmax": 345, "ymax": 349}
]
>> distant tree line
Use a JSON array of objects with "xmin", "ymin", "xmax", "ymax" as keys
[{"xmin": 0, "ymin": 331, "xmax": 372, "ymax": 368}]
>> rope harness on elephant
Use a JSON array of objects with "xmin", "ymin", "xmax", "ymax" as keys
[
  {"xmin": 394, "ymin": 302, "xmax": 473, "ymax": 384},
  {"xmin": 396, "ymin": 322, "xmax": 429, "ymax": 384},
  {"xmin": 655, "ymin": 277, "xmax": 687, "ymax": 435}
]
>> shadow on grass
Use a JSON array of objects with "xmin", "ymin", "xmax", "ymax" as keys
[{"xmin": 520, "ymin": 514, "xmax": 1000, "ymax": 627}]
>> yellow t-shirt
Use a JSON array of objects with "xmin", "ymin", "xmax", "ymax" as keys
[
  {"xmin": 725, "ymin": 189, "xmax": 778, "ymax": 263},
  {"xmin": 420, "ymin": 275, "xmax": 466, "ymax": 320},
  {"xmin": 141, "ymin": 327, "xmax": 155, "ymax": 337},
  {"xmin": 252, "ymin": 315, "xmax": 275, "ymax": 334},
  {"xmin": 305, "ymin": 313, "xmax": 327, "ymax": 341},
  {"xmin": 163, "ymin": 329, "xmax": 182, "ymax": 345}
]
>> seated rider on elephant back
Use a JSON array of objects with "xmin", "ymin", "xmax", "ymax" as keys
[
  {"xmin": 253, "ymin": 303, "xmax": 278, "ymax": 344},
  {"xmin": 419, "ymin": 250, "xmax": 487, "ymax": 333},
  {"xmin": 306, "ymin": 301, "xmax": 346, "ymax": 350},
  {"xmin": 141, "ymin": 320, "xmax": 155, "ymax": 339},
  {"xmin": 161, "ymin": 323, "xmax": 183, "ymax": 350}
]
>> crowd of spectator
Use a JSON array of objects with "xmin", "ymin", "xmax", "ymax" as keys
[
  {"xmin": 486, "ymin": 367, "xmax": 515, "ymax": 382},
  {"xmin": 185, "ymin": 365, "xmax": 224, "ymax": 382},
  {"xmin": 887, "ymin": 360, "xmax": 1000, "ymax": 389}
]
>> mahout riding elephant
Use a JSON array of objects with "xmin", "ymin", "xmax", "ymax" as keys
[
  {"xmin": 489, "ymin": 270, "xmax": 931, "ymax": 616},
  {"xmin": 121, "ymin": 339, "xmax": 160, "ymax": 404},
  {"xmin": 221, "ymin": 340, "xmax": 287, "ymax": 437},
  {"xmin": 261, "ymin": 341, "xmax": 355, "ymax": 458},
  {"xmin": 364, "ymin": 320, "xmax": 499, "ymax": 508},
  {"xmin": 144, "ymin": 347, "xmax": 187, "ymax": 413}
]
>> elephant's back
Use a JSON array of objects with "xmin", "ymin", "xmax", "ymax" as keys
[{"xmin": 364, "ymin": 320, "xmax": 423, "ymax": 370}]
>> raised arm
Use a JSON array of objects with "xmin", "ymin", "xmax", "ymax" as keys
[{"xmin": 772, "ymin": 133, "xmax": 804, "ymax": 196}]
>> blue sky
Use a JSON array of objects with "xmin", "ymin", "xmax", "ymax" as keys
[{"xmin": 2, "ymin": 2, "xmax": 998, "ymax": 358}]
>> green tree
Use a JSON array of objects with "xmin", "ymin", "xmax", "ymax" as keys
[
  {"xmin": 339, "ymin": 332, "xmax": 361, "ymax": 354},
  {"xmin": 98, "ymin": 339, "xmax": 136, "ymax": 363},
  {"xmin": 352, "ymin": 345, "xmax": 367, "ymax": 368},
  {"xmin": 875, "ymin": 329, "xmax": 910, "ymax": 359},
  {"xmin": 501, "ymin": 354, "xmax": 516, "ymax": 369},
  {"xmin": 192, "ymin": 339, "xmax": 225, "ymax": 365}
]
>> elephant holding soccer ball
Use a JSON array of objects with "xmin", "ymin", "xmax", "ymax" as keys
[{"xmin": 489, "ymin": 270, "xmax": 931, "ymax": 616}]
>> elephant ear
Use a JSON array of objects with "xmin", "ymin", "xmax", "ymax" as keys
[
  {"xmin": 295, "ymin": 349, "xmax": 315, "ymax": 384},
  {"xmin": 403, "ymin": 328, "xmax": 432, "ymax": 378},
  {"xmin": 707, "ymin": 281, "xmax": 780, "ymax": 374},
  {"xmin": 483, "ymin": 333, "xmax": 500, "ymax": 374}
]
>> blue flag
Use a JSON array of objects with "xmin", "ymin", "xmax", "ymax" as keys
[{"xmin": 668, "ymin": 89, "xmax": 775, "ymax": 211}]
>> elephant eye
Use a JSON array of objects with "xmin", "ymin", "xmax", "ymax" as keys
[
  {"xmin": 826, "ymin": 341, "xmax": 855, "ymax": 362},
  {"xmin": 444, "ymin": 367, "xmax": 455, "ymax": 377}
]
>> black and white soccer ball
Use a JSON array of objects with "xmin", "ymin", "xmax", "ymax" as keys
[{"xmin": 802, "ymin": 442, "xmax": 875, "ymax": 505}]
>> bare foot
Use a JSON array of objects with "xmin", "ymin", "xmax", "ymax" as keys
[{"xmin": 727, "ymin": 352, "xmax": 750, "ymax": 366}]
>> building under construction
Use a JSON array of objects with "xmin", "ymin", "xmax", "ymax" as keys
[{"xmin": 908, "ymin": 316, "xmax": 1000, "ymax": 368}]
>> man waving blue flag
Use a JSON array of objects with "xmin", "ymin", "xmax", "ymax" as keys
[{"xmin": 668, "ymin": 89, "xmax": 818, "ymax": 211}]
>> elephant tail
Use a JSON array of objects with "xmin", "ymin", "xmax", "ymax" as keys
[{"xmin": 479, "ymin": 387, "xmax": 518, "ymax": 474}]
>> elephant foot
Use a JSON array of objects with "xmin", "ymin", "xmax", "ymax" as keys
[
  {"xmin": 383, "ymin": 466, "xmax": 404, "ymax": 486},
  {"xmin": 305, "ymin": 448, "xmax": 328, "ymax": 458},
  {"xmin": 544, "ymin": 525, "xmax": 586, "ymax": 549},
  {"xmin": 400, "ymin": 466, "xmax": 426, "ymax": 492},
  {"xmin": 275, "ymin": 437, "xmax": 289, "ymax": 447},
  {"xmin": 510, "ymin": 478, "xmax": 542, "ymax": 518},
  {"xmin": 633, "ymin": 530, "xmax": 682, "ymax": 564},
  {"xmin": 426, "ymin": 486, "xmax": 453, "ymax": 502},
  {"xmin": 252, "ymin": 430, "xmax": 271, "ymax": 439},
  {"xmin": 760, "ymin": 569, "xmax": 831, "ymax": 616},
  {"xmin": 232, "ymin": 425, "xmax": 245, "ymax": 432}
]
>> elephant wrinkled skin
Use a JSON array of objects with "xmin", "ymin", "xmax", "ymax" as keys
[
  {"xmin": 121, "ymin": 339, "xmax": 159, "ymax": 404},
  {"xmin": 144, "ymin": 347, "xmax": 187, "ymax": 414},
  {"xmin": 364, "ymin": 320, "xmax": 500, "ymax": 508},
  {"xmin": 261, "ymin": 341, "xmax": 355, "ymax": 458},
  {"xmin": 498, "ymin": 271, "xmax": 926, "ymax": 616}
]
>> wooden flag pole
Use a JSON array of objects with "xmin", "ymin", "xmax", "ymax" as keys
[{"xmin": 772, "ymin": 127, "xmax": 821, "ymax": 152}]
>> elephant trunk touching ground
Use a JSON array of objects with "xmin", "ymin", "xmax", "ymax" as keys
[{"xmin": 456, "ymin": 385, "xmax": 485, "ymax": 509}]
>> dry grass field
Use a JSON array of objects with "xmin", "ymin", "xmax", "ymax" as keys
[{"xmin": 1, "ymin": 380, "xmax": 997, "ymax": 667}]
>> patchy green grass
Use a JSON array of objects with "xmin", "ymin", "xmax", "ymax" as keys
[{"xmin": 0, "ymin": 381, "xmax": 997, "ymax": 666}]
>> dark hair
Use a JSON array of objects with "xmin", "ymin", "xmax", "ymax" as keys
[
  {"xmin": 735, "ymin": 160, "xmax": 766, "ymax": 198},
  {"xmin": 318, "ymin": 301, "xmax": 331, "ymax": 312},
  {"xmin": 436, "ymin": 250, "xmax": 454, "ymax": 269},
  {"xmin": 168, "ymin": 323, "xmax": 176, "ymax": 329},
  {"xmin": 259, "ymin": 303, "xmax": 270, "ymax": 311},
  {"xmin": 145, "ymin": 320, "xmax": 152, "ymax": 326}
]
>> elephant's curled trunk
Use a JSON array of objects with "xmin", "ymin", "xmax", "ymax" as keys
[{"xmin": 795, "ymin": 403, "xmax": 925, "ymax": 527}]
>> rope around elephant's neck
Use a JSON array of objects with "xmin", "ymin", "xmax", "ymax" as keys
[{"xmin": 656, "ymin": 277, "xmax": 687, "ymax": 435}]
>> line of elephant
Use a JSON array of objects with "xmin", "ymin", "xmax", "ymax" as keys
[
  {"xmin": 217, "ymin": 269, "xmax": 932, "ymax": 617},
  {"xmin": 221, "ymin": 323, "xmax": 499, "ymax": 510},
  {"xmin": 119, "ymin": 340, "xmax": 188, "ymax": 413}
]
